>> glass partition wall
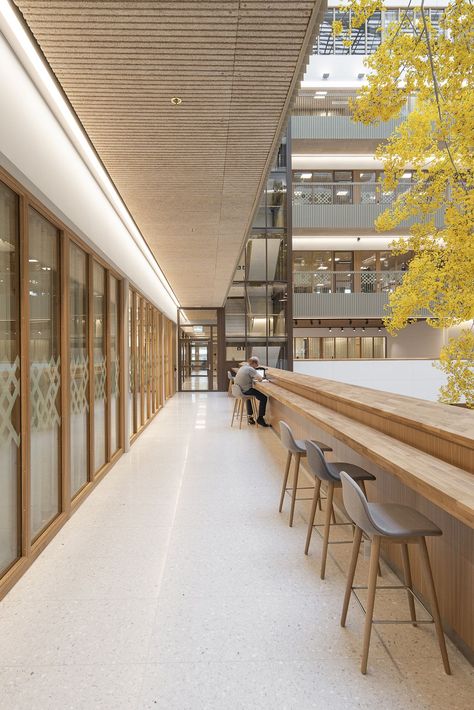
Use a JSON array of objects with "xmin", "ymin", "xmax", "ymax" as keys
[
  {"xmin": 128, "ymin": 289, "xmax": 176, "ymax": 440},
  {"xmin": 0, "ymin": 168, "xmax": 177, "ymax": 598}
]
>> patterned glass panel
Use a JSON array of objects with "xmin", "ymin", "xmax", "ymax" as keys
[
  {"xmin": 29, "ymin": 208, "xmax": 61, "ymax": 539},
  {"xmin": 70, "ymin": 243, "xmax": 89, "ymax": 497},
  {"xmin": 0, "ymin": 181, "xmax": 20, "ymax": 572},
  {"xmin": 110, "ymin": 275, "xmax": 120, "ymax": 454},
  {"xmin": 93, "ymin": 262, "xmax": 106, "ymax": 471},
  {"xmin": 128, "ymin": 289, "xmax": 134, "ymax": 437},
  {"xmin": 135, "ymin": 296, "xmax": 142, "ymax": 429}
]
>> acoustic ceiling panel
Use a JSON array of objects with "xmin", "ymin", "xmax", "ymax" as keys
[{"xmin": 14, "ymin": 0, "xmax": 321, "ymax": 305}]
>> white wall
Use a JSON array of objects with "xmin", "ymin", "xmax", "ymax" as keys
[
  {"xmin": 293, "ymin": 359, "xmax": 447, "ymax": 401},
  {"xmin": 0, "ymin": 33, "xmax": 177, "ymax": 320},
  {"xmin": 294, "ymin": 321, "xmax": 445, "ymax": 359},
  {"xmin": 386, "ymin": 321, "xmax": 444, "ymax": 358}
]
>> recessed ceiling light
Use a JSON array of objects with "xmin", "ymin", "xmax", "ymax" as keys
[
  {"xmin": 171, "ymin": 97, "xmax": 182, "ymax": 105},
  {"xmin": 314, "ymin": 91, "xmax": 327, "ymax": 97},
  {"xmin": 300, "ymin": 173, "xmax": 312, "ymax": 179}
]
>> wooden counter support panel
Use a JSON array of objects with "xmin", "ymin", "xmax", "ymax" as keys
[{"xmin": 256, "ymin": 373, "xmax": 474, "ymax": 660}]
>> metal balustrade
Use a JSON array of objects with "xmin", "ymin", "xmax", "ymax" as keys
[
  {"xmin": 293, "ymin": 270, "xmax": 404, "ymax": 294},
  {"xmin": 291, "ymin": 114, "xmax": 404, "ymax": 140},
  {"xmin": 292, "ymin": 183, "xmax": 444, "ymax": 230},
  {"xmin": 292, "ymin": 182, "xmax": 411, "ymax": 206}
]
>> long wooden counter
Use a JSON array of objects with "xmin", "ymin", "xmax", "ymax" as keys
[
  {"xmin": 257, "ymin": 375, "xmax": 474, "ymax": 528},
  {"xmin": 255, "ymin": 369, "xmax": 474, "ymax": 659}
]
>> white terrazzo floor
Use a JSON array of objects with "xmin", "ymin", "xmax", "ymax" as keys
[{"xmin": 0, "ymin": 392, "xmax": 472, "ymax": 709}]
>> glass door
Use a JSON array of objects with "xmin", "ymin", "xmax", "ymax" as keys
[{"xmin": 178, "ymin": 309, "xmax": 219, "ymax": 392}]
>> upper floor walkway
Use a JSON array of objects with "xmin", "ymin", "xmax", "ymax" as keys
[{"xmin": 0, "ymin": 392, "xmax": 471, "ymax": 708}]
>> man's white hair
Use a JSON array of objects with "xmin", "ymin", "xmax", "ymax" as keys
[{"xmin": 248, "ymin": 356, "xmax": 259, "ymax": 365}]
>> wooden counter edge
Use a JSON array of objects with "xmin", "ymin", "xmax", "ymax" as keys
[{"xmin": 257, "ymin": 381, "xmax": 474, "ymax": 529}]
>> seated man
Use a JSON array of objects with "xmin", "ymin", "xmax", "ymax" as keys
[{"xmin": 234, "ymin": 356, "xmax": 270, "ymax": 427}]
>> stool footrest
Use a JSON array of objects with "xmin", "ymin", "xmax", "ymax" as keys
[{"xmin": 351, "ymin": 584, "xmax": 434, "ymax": 624}]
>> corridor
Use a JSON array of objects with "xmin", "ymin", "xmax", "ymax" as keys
[{"xmin": 0, "ymin": 393, "xmax": 472, "ymax": 709}]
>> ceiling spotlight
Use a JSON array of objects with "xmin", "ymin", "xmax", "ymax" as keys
[
  {"xmin": 378, "ymin": 326, "xmax": 382, "ymax": 332},
  {"xmin": 329, "ymin": 327, "xmax": 332, "ymax": 333},
  {"xmin": 294, "ymin": 320, "xmax": 298, "ymax": 326},
  {"xmin": 341, "ymin": 327, "xmax": 344, "ymax": 332},
  {"xmin": 358, "ymin": 72, "xmax": 365, "ymax": 80},
  {"xmin": 357, "ymin": 237, "xmax": 361, "ymax": 242},
  {"xmin": 353, "ymin": 327, "xmax": 356, "ymax": 332},
  {"xmin": 349, "ymin": 320, "xmax": 352, "ymax": 325},
  {"xmin": 322, "ymin": 73, "xmax": 330, "ymax": 80},
  {"xmin": 171, "ymin": 97, "xmax": 182, "ymax": 105},
  {"xmin": 362, "ymin": 327, "xmax": 366, "ymax": 332},
  {"xmin": 310, "ymin": 319, "xmax": 314, "ymax": 325}
]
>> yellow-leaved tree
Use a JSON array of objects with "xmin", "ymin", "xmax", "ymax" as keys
[{"xmin": 335, "ymin": 0, "xmax": 474, "ymax": 405}]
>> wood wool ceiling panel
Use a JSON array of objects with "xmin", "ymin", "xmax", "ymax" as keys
[{"xmin": 14, "ymin": 0, "xmax": 322, "ymax": 306}]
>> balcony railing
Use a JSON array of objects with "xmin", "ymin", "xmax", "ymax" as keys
[
  {"xmin": 292, "ymin": 181, "xmax": 411, "ymax": 206},
  {"xmin": 294, "ymin": 270, "xmax": 404, "ymax": 294},
  {"xmin": 292, "ymin": 182, "xmax": 444, "ymax": 230}
]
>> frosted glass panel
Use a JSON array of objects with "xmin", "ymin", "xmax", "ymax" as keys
[
  {"xmin": 0, "ymin": 181, "xmax": 20, "ymax": 571},
  {"xmin": 93, "ymin": 262, "xmax": 106, "ymax": 471},
  {"xmin": 29, "ymin": 208, "xmax": 61, "ymax": 539},
  {"xmin": 70, "ymin": 243, "xmax": 89, "ymax": 497}
]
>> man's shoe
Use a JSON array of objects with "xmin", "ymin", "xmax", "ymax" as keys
[
  {"xmin": 248, "ymin": 417, "xmax": 256, "ymax": 425},
  {"xmin": 257, "ymin": 418, "xmax": 271, "ymax": 427}
]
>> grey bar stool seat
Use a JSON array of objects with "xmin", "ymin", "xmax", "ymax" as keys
[
  {"xmin": 278, "ymin": 421, "xmax": 333, "ymax": 527},
  {"xmin": 339, "ymin": 470, "xmax": 450, "ymax": 675},
  {"xmin": 230, "ymin": 384, "xmax": 258, "ymax": 429},
  {"xmin": 304, "ymin": 441, "xmax": 376, "ymax": 579}
]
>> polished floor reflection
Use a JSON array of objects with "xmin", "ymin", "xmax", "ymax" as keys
[{"xmin": 0, "ymin": 393, "xmax": 472, "ymax": 709}]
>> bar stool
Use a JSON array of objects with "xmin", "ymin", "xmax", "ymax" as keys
[
  {"xmin": 227, "ymin": 370, "xmax": 234, "ymax": 396},
  {"xmin": 339, "ymin": 470, "xmax": 451, "ymax": 675},
  {"xmin": 230, "ymin": 384, "xmax": 258, "ymax": 429},
  {"xmin": 304, "ymin": 441, "xmax": 376, "ymax": 579},
  {"xmin": 278, "ymin": 421, "xmax": 333, "ymax": 527}
]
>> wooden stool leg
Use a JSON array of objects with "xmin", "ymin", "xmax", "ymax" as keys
[
  {"xmin": 239, "ymin": 399, "xmax": 244, "ymax": 429},
  {"xmin": 304, "ymin": 479, "xmax": 321, "ymax": 555},
  {"xmin": 331, "ymin": 505, "xmax": 337, "ymax": 524},
  {"xmin": 289, "ymin": 453, "xmax": 301, "ymax": 527},
  {"xmin": 361, "ymin": 535, "xmax": 381, "ymax": 675},
  {"xmin": 400, "ymin": 543, "xmax": 417, "ymax": 626},
  {"xmin": 231, "ymin": 399, "xmax": 237, "ymax": 426},
  {"xmin": 279, "ymin": 451, "xmax": 292, "ymax": 513},
  {"xmin": 320, "ymin": 482, "xmax": 334, "ymax": 579},
  {"xmin": 253, "ymin": 398, "xmax": 259, "ymax": 426},
  {"xmin": 341, "ymin": 526, "xmax": 362, "ymax": 627},
  {"xmin": 360, "ymin": 479, "xmax": 382, "ymax": 577},
  {"xmin": 418, "ymin": 537, "xmax": 451, "ymax": 674}
]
